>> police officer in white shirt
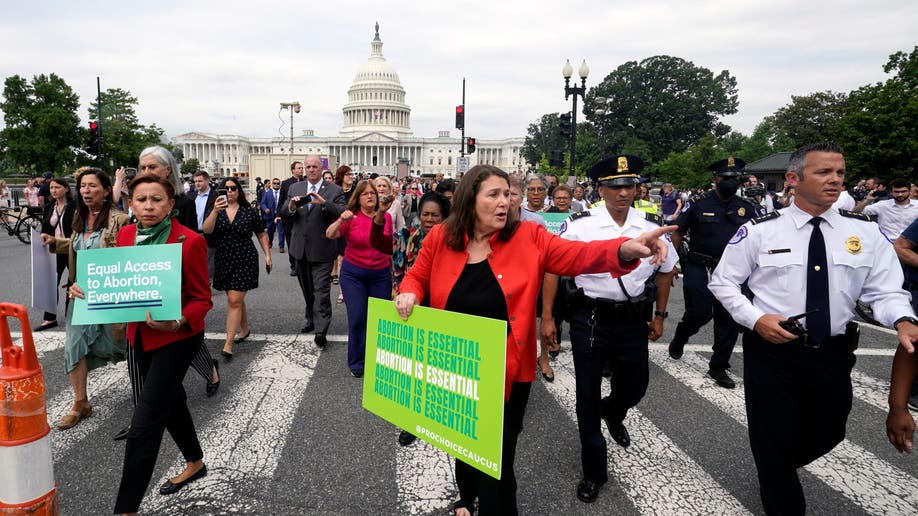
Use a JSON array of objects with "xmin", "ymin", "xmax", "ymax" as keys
[
  {"xmin": 548, "ymin": 155, "xmax": 677, "ymax": 504},
  {"xmin": 709, "ymin": 142, "xmax": 918, "ymax": 516}
]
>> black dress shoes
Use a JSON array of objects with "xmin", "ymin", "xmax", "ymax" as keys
[
  {"xmin": 315, "ymin": 334, "xmax": 327, "ymax": 348},
  {"xmin": 159, "ymin": 464, "xmax": 207, "ymax": 495},
  {"xmin": 301, "ymin": 323, "xmax": 315, "ymax": 334},
  {"xmin": 350, "ymin": 367, "xmax": 363, "ymax": 378},
  {"xmin": 33, "ymin": 321, "xmax": 58, "ymax": 332},
  {"xmin": 206, "ymin": 360, "xmax": 220, "ymax": 398},
  {"xmin": 113, "ymin": 426, "xmax": 130, "ymax": 441},
  {"xmin": 221, "ymin": 350, "xmax": 233, "ymax": 361},
  {"xmin": 668, "ymin": 340, "xmax": 685, "ymax": 360},
  {"xmin": 608, "ymin": 422, "xmax": 631, "ymax": 448},
  {"xmin": 398, "ymin": 430, "xmax": 417, "ymax": 446},
  {"xmin": 577, "ymin": 479, "xmax": 605, "ymax": 503},
  {"xmin": 288, "ymin": 269, "xmax": 297, "ymax": 277},
  {"xmin": 708, "ymin": 369, "xmax": 736, "ymax": 389}
]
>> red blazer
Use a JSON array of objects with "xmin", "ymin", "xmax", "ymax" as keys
[
  {"xmin": 399, "ymin": 221, "xmax": 637, "ymax": 399},
  {"xmin": 117, "ymin": 219, "xmax": 213, "ymax": 351}
]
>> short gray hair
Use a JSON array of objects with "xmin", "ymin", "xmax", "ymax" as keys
[
  {"xmin": 523, "ymin": 173, "xmax": 546, "ymax": 191},
  {"xmin": 787, "ymin": 142, "xmax": 844, "ymax": 177},
  {"xmin": 139, "ymin": 145, "xmax": 182, "ymax": 191}
]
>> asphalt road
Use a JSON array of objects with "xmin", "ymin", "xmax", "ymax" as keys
[{"xmin": 0, "ymin": 234, "xmax": 916, "ymax": 515}]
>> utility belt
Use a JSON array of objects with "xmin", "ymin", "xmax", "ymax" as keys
[
  {"xmin": 788, "ymin": 321, "xmax": 860, "ymax": 353},
  {"xmin": 685, "ymin": 251, "xmax": 720, "ymax": 268},
  {"xmin": 568, "ymin": 288, "xmax": 651, "ymax": 321}
]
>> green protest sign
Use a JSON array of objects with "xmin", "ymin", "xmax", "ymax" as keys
[
  {"xmin": 541, "ymin": 212, "xmax": 571, "ymax": 234},
  {"xmin": 72, "ymin": 244, "xmax": 182, "ymax": 325},
  {"xmin": 363, "ymin": 297, "xmax": 507, "ymax": 479}
]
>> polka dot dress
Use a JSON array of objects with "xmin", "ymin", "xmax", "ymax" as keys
[{"xmin": 212, "ymin": 205, "xmax": 265, "ymax": 292}]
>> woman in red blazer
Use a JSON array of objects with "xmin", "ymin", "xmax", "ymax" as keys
[
  {"xmin": 396, "ymin": 165, "xmax": 674, "ymax": 516},
  {"xmin": 73, "ymin": 174, "xmax": 213, "ymax": 514}
]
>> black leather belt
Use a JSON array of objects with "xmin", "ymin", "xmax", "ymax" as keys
[
  {"xmin": 686, "ymin": 252, "xmax": 720, "ymax": 268},
  {"xmin": 582, "ymin": 294, "xmax": 647, "ymax": 311}
]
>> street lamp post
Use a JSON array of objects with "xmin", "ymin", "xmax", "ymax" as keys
[
  {"xmin": 279, "ymin": 101, "xmax": 301, "ymax": 160},
  {"xmin": 562, "ymin": 59, "xmax": 589, "ymax": 177}
]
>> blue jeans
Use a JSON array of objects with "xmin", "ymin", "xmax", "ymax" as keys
[{"xmin": 339, "ymin": 259, "xmax": 391, "ymax": 371}]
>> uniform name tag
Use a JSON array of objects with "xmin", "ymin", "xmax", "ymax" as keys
[{"xmin": 767, "ymin": 248, "xmax": 791, "ymax": 254}]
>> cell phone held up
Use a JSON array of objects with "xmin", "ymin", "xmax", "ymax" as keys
[
  {"xmin": 295, "ymin": 192, "xmax": 315, "ymax": 208},
  {"xmin": 216, "ymin": 188, "xmax": 228, "ymax": 205}
]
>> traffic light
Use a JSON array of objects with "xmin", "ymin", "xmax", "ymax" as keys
[
  {"xmin": 466, "ymin": 137, "xmax": 476, "ymax": 154},
  {"xmin": 455, "ymin": 105, "xmax": 464, "ymax": 130},
  {"xmin": 88, "ymin": 121, "xmax": 101, "ymax": 156},
  {"xmin": 549, "ymin": 150, "xmax": 564, "ymax": 167},
  {"xmin": 558, "ymin": 112, "xmax": 572, "ymax": 139}
]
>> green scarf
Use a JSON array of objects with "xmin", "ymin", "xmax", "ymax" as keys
[{"xmin": 135, "ymin": 211, "xmax": 175, "ymax": 246}]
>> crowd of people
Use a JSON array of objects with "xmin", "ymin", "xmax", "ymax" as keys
[{"xmin": 26, "ymin": 142, "xmax": 918, "ymax": 515}]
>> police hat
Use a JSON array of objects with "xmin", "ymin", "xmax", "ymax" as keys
[
  {"xmin": 708, "ymin": 157, "xmax": 746, "ymax": 177},
  {"xmin": 588, "ymin": 155, "xmax": 645, "ymax": 187}
]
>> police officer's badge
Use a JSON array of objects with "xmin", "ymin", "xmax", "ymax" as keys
[
  {"xmin": 738, "ymin": 207, "xmax": 746, "ymax": 217},
  {"xmin": 846, "ymin": 235, "xmax": 862, "ymax": 254}
]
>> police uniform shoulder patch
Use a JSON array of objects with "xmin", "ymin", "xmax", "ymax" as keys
[
  {"xmin": 838, "ymin": 209, "xmax": 877, "ymax": 223},
  {"xmin": 749, "ymin": 211, "xmax": 780, "ymax": 225},
  {"xmin": 644, "ymin": 212, "xmax": 664, "ymax": 226},
  {"xmin": 728, "ymin": 225, "xmax": 748, "ymax": 245}
]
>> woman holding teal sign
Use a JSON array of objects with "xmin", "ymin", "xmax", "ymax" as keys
[
  {"xmin": 395, "ymin": 165, "xmax": 675, "ymax": 515},
  {"xmin": 109, "ymin": 173, "xmax": 213, "ymax": 513},
  {"xmin": 42, "ymin": 167, "xmax": 131, "ymax": 430}
]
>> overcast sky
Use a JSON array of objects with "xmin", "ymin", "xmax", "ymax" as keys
[{"xmin": 3, "ymin": 0, "xmax": 915, "ymax": 143}]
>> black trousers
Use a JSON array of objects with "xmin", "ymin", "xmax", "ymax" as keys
[
  {"xmin": 672, "ymin": 262, "xmax": 739, "ymax": 371},
  {"xmin": 569, "ymin": 306, "xmax": 649, "ymax": 484},
  {"xmin": 114, "ymin": 332, "xmax": 205, "ymax": 513},
  {"xmin": 743, "ymin": 331, "xmax": 855, "ymax": 516},
  {"xmin": 295, "ymin": 257, "xmax": 333, "ymax": 335},
  {"xmin": 455, "ymin": 381, "xmax": 531, "ymax": 516}
]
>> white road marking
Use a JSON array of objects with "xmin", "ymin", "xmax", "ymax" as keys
[
  {"xmin": 655, "ymin": 350, "xmax": 918, "ymax": 515},
  {"xmin": 140, "ymin": 334, "xmax": 320, "ymax": 513},
  {"xmin": 396, "ymin": 441, "xmax": 455, "ymax": 515},
  {"xmin": 543, "ymin": 350, "xmax": 752, "ymax": 514}
]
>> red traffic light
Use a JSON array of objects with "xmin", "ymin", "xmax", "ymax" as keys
[
  {"xmin": 455, "ymin": 106, "xmax": 463, "ymax": 114},
  {"xmin": 89, "ymin": 121, "xmax": 98, "ymax": 130}
]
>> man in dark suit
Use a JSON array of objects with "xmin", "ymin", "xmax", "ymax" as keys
[
  {"xmin": 279, "ymin": 155, "xmax": 346, "ymax": 348},
  {"xmin": 279, "ymin": 161, "xmax": 305, "ymax": 275},
  {"xmin": 260, "ymin": 178, "xmax": 284, "ymax": 253},
  {"xmin": 186, "ymin": 170, "xmax": 218, "ymax": 281}
]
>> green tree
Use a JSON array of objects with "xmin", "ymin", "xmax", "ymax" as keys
[
  {"xmin": 655, "ymin": 135, "xmax": 723, "ymax": 188},
  {"xmin": 836, "ymin": 47, "xmax": 918, "ymax": 177},
  {"xmin": 0, "ymin": 74, "xmax": 82, "ymax": 174},
  {"xmin": 181, "ymin": 158, "xmax": 201, "ymax": 176},
  {"xmin": 772, "ymin": 91, "xmax": 849, "ymax": 148},
  {"xmin": 584, "ymin": 55, "xmax": 739, "ymax": 163},
  {"xmin": 521, "ymin": 113, "xmax": 564, "ymax": 165},
  {"xmin": 735, "ymin": 116, "xmax": 795, "ymax": 164},
  {"xmin": 88, "ymin": 88, "xmax": 165, "ymax": 170}
]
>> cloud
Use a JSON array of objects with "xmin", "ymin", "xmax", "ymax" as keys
[{"xmin": 2, "ymin": 0, "xmax": 915, "ymax": 144}]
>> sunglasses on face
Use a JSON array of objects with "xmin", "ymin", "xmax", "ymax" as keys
[{"xmin": 226, "ymin": 186, "xmax": 239, "ymax": 192}]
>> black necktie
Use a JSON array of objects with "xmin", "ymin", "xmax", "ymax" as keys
[{"xmin": 806, "ymin": 217, "xmax": 831, "ymax": 342}]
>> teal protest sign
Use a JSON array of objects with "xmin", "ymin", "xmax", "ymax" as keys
[
  {"xmin": 72, "ymin": 244, "xmax": 182, "ymax": 325},
  {"xmin": 541, "ymin": 212, "xmax": 571, "ymax": 234},
  {"xmin": 363, "ymin": 297, "xmax": 507, "ymax": 479}
]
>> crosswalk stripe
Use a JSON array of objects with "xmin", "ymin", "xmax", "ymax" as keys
[
  {"xmin": 543, "ymin": 350, "xmax": 752, "ymax": 514},
  {"xmin": 140, "ymin": 334, "xmax": 321, "ymax": 512},
  {"xmin": 850, "ymin": 369, "xmax": 891, "ymax": 412},
  {"xmin": 654, "ymin": 350, "xmax": 918, "ymax": 515},
  {"xmin": 396, "ymin": 441, "xmax": 455, "ymax": 515}
]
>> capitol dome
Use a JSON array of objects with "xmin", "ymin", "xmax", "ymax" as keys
[{"xmin": 340, "ymin": 23, "xmax": 412, "ymax": 137}]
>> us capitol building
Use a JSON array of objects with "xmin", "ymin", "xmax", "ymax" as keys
[{"xmin": 172, "ymin": 24, "xmax": 527, "ymax": 180}]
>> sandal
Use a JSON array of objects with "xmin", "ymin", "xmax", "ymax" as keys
[
  {"xmin": 57, "ymin": 401, "xmax": 92, "ymax": 430},
  {"xmin": 331, "ymin": 274, "xmax": 339, "ymax": 285},
  {"xmin": 337, "ymin": 293, "xmax": 344, "ymax": 304}
]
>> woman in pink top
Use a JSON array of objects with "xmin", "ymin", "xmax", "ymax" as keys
[{"xmin": 326, "ymin": 180, "xmax": 394, "ymax": 377}]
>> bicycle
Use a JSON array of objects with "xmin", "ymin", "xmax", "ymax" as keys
[{"xmin": 0, "ymin": 206, "xmax": 42, "ymax": 244}]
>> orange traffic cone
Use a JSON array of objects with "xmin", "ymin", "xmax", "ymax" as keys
[{"xmin": 0, "ymin": 303, "xmax": 59, "ymax": 515}]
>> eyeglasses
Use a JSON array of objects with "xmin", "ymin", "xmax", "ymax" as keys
[
  {"xmin": 527, "ymin": 187, "xmax": 547, "ymax": 193},
  {"xmin": 553, "ymin": 196, "xmax": 571, "ymax": 201},
  {"xmin": 226, "ymin": 186, "xmax": 238, "ymax": 192}
]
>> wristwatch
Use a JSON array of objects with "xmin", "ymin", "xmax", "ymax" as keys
[
  {"xmin": 893, "ymin": 316, "xmax": 918, "ymax": 330},
  {"xmin": 654, "ymin": 311, "xmax": 669, "ymax": 318}
]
